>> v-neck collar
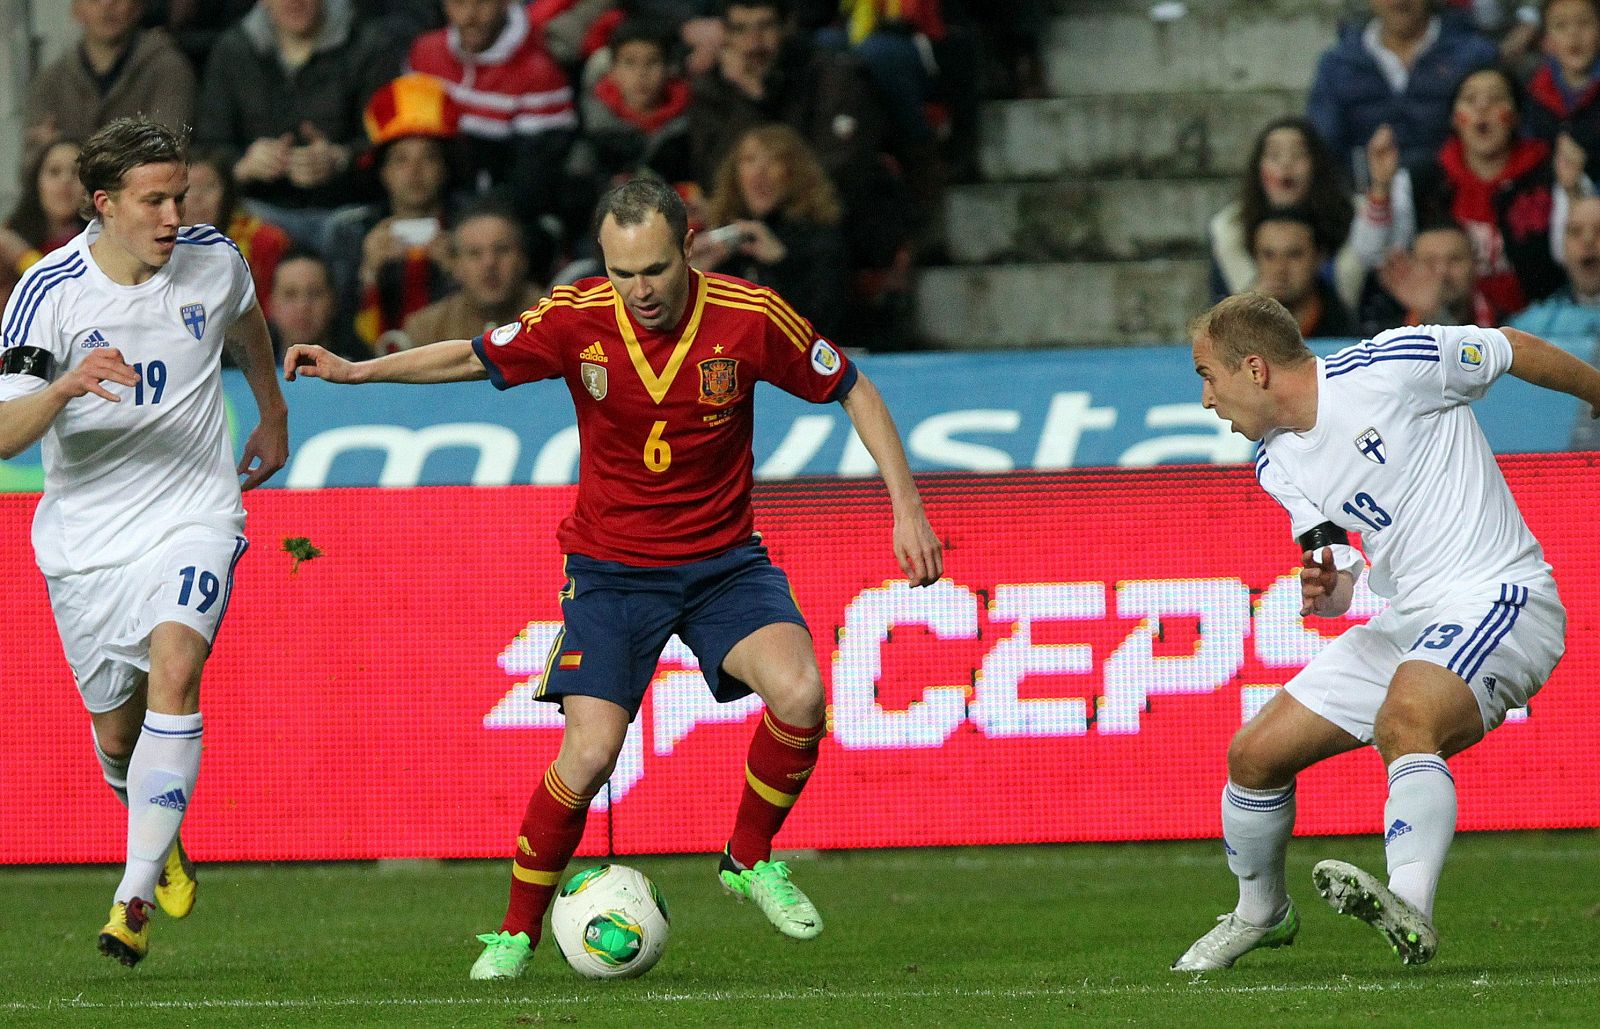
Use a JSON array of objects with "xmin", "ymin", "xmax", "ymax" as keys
[{"xmin": 613, "ymin": 271, "xmax": 709, "ymax": 404}]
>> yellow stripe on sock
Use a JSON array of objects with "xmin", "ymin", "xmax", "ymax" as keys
[
  {"xmin": 511, "ymin": 863, "xmax": 560, "ymax": 886},
  {"xmin": 763, "ymin": 711, "xmax": 824, "ymax": 749},
  {"xmin": 543, "ymin": 767, "xmax": 586, "ymax": 809},
  {"xmin": 746, "ymin": 765, "xmax": 801, "ymax": 809}
]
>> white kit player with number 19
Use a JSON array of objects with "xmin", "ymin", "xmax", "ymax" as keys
[
  {"xmin": 1172, "ymin": 293, "xmax": 1600, "ymax": 972},
  {"xmin": 0, "ymin": 118, "xmax": 288, "ymax": 966}
]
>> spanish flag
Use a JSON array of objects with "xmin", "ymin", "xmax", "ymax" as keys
[{"xmin": 559, "ymin": 651, "xmax": 583, "ymax": 670}]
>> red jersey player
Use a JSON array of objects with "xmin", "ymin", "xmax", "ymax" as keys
[{"xmin": 283, "ymin": 178, "xmax": 943, "ymax": 980}]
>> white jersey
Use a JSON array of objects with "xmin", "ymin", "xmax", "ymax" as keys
[
  {"xmin": 0, "ymin": 222, "xmax": 255, "ymax": 576},
  {"xmin": 1254, "ymin": 325, "xmax": 1551, "ymax": 609}
]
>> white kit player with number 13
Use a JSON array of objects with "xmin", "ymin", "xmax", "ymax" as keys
[{"xmin": 1172, "ymin": 292, "xmax": 1600, "ymax": 971}]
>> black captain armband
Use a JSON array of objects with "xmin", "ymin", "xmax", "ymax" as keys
[
  {"xmin": 1, "ymin": 346, "xmax": 56, "ymax": 380},
  {"xmin": 1296, "ymin": 521, "xmax": 1349, "ymax": 553}
]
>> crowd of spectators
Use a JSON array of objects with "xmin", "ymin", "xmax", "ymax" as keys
[
  {"xmin": 1213, "ymin": 0, "xmax": 1600, "ymax": 345},
  {"xmin": 33, "ymin": 2, "xmax": 1592, "ymax": 357},
  {"xmin": 7, "ymin": 0, "xmax": 1045, "ymax": 354}
]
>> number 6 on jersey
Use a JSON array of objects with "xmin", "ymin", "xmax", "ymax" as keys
[{"xmin": 644, "ymin": 420, "xmax": 671, "ymax": 473}]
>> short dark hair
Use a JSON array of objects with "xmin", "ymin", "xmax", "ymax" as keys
[
  {"xmin": 1452, "ymin": 64, "xmax": 1522, "ymax": 118},
  {"xmin": 453, "ymin": 200, "xmax": 525, "ymax": 248},
  {"xmin": 274, "ymin": 245, "xmax": 331, "ymax": 286},
  {"xmin": 609, "ymin": 19, "xmax": 672, "ymax": 57},
  {"xmin": 592, "ymin": 176, "xmax": 688, "ymax": 244},
  {"xmin": 78, "ymin": 116, "xmax": 188, "ymax": 209},
  {"xmin": 1249, "ymin": 207, "xmax": 1320, "ymax": 255}
]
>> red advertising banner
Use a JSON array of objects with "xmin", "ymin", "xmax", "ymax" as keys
[{"xmin": 2, "ymin": 456, "xmax": 1597, "ymax": 864}]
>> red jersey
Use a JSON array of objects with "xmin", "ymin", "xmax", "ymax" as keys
[{"xmin": 473, "ymin": 271, "xmax": 856, "ymax": 565}]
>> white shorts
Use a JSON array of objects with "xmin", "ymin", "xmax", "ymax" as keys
[
  {"xmin": 45, "ymin": 524, "xmax": 249, "ymax": 714},
  {"xmin": 1285, "ymin": 578, "xmax": 1566, "ymax": 743}
]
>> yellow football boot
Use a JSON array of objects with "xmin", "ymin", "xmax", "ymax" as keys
[
  {"xmin": 155, "ymin": 839, "xmax": 197, "ymax": 918},
  {"xmin": 98, "ymin": 898, "xmax": 153, "ymax": 966}
]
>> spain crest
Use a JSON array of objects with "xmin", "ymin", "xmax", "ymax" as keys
[
  {"xmin": 580, "ymin": 362, "xmax": 608, "ymax": 400},
  {"xmin": 698, "ymin": 358, "xmax": 739, "ymax": 406},
  {"xmin": 180, "ymin": 302, "xmax": 206, "ymax": 340}
]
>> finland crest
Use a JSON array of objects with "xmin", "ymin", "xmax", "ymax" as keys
[
  {"xmin": 698, "ymin": 357, "xmax": 739, "ymax": 406},
  {"xmin": 580, "ymin": 362, "xmax": 608, "ymax": 400},
  {"xmin": 180, "ymin": 302, "xmax": 206, "ymax": 340},
  {"xmin": 1354, "ymin": 426, "xmax": 1386, "ymax": 464}
]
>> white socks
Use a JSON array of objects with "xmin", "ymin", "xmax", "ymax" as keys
[
  {"xmin": 1383, "ymin": 753, "xmax": 1456, "ymax": 918},
  {"xmin": 114, "ymin": 711, "xmax": 203, "ymax": 904},
  {"xmin": 1222, "ymin": 780, "xmax": 1296, "ymax": 926}
]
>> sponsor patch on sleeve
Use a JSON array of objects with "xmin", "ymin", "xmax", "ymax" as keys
[
  {"xmin": 810, "ymin": 338, "xmax": 841, "ymax": 376},
  {"xmin": 1458, "ymin": 340, "xmax": 1484, "ymax": 370},
  {"xmin": 490, "ymin": 322, "xmax": 519, "ymax": 346}
]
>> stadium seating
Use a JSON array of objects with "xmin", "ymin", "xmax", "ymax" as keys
[{"xmin": 915, "ymin": 0, "xmax": 1341, "ymax": 347}]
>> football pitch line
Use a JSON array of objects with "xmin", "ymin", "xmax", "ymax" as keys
[{"xmin": 5, "ymin": 975, "xmax": 1597, "ymax": 1012}]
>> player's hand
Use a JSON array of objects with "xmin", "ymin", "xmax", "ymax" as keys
[
  {"xmin": 51, "ymin": 347, "xmax": 139, "ymax": 403},
  {"xmin": 893, "ymin": 509, "xmax": 943, "ymax": 587},
  {"xmin": 237, "ymin": 412, "xmax": 289, "ymax": 491},
  {"xmin": 283, "ymin": 344, "xmax": 358, "ymax": 384},
  {"xmin": 1299, "ymin": 546, "xmax": 1339, "ymax": 617}
]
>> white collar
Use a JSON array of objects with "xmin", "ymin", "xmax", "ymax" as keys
[{"xmin": 1361, "ymin": 15, "xmax": 1442, "ymax": 93}]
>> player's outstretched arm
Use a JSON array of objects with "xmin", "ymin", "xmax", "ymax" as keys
[
  {"xmin": 1502, "ymin": 326, "xmax": 1600, "ymax": 417},
  {"xmin": 838, "ymin": 370, "xmax": 943, "ymax": 586},
  {"xmin": 283, "ymin": 338, "xmax": 487, "ymax": 386},
  {"xmin": 225, "ymin": 304, "xmax": 289, "ymax": 490},
  {"xmin": 0, "ymin": 348, "xmax": 139, "ymax": 459}
]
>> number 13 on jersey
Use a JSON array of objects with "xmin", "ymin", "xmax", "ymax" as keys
[{"xmin": 1342, "ymin": 491, "xmax": 1392, "ymax": 532}]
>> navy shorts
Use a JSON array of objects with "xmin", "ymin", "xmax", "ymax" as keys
[{"xmin": 536, "ymin": 537, "xmax": 809, "ymax": 719}]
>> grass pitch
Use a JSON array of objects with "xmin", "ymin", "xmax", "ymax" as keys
[{"xmin": 1, "ymin": 833, "xmax": 1595, "ymax": 1027}]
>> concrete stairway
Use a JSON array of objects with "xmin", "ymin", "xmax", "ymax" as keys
[{"xmin": 914, "ymin": 0, "xmax": 1345, "ymax": 348}]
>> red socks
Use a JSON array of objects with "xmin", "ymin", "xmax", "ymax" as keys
[
  {"xmin": 727, "ymin": 710, "xmax": 824, "ymax": 868},
  {"xmin": 502, "ymin": 710, "xmax": 822, "ymax": 938},
  {"xmin": 501, "ymin": 765, "xmax": 592, "ymax": 939}
]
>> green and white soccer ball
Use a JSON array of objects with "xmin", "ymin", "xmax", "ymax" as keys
[{"xmin": 550, "ymin": 864, "xmax": 670, "ymax": 979}]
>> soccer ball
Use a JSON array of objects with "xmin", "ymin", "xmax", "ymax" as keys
[{"xmin": 550, "ymin": 864, "xmax": 670, "ymax": 979}]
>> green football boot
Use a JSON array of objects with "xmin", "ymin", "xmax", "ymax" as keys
[
  {"xmin": 470, "ymin": 930, "xmax": 532, "ymax": 980},
  {"xmin": 719, "ymin": 852, "xmax": 823, "ymax": 940}
]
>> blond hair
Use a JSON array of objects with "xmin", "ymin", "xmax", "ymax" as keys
[
  {"xmin": 1189, "ymin": 292, "xmax": 1314, "ymax": 369},
  {"xmin": 707, "ymin": 124, "xmax": 842, "ymax": 228}
]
